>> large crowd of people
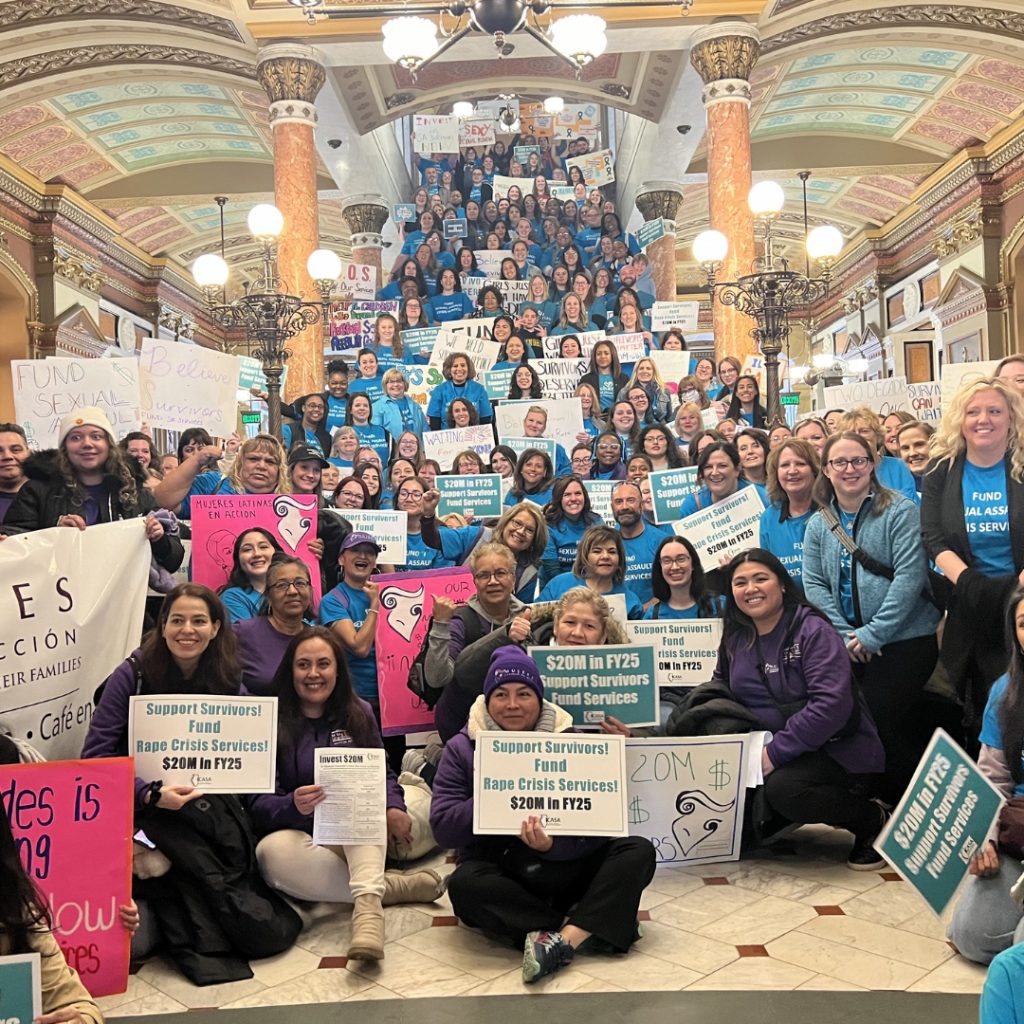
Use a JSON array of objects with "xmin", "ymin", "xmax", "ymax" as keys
[{"xmin": 3, "ymin": 139, "xmax": 1024, "ymax": 1016}]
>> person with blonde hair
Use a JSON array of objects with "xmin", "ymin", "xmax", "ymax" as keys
[
  {"xmin": 836, "ymin": 406, "xmax": 917, "ymax": 501},
  {"xmin": 616, "ymin": 357, "xmax": 672, "ymax": 424},
  {"xmin": 372, "ymin": 367, "xmax": 428, "ymax": 440},
  {"xmin": 922, "ymin": 375, "xmax": 1024, "ymax": 725}
]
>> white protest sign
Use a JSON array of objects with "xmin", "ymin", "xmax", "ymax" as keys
[
  {"xmin": 674, "ymin": 487, "xmax": 765, "ymax": 567},
  {"xmin": 423, "ymin": 424, "xmax": 494, "ymax": 468},
  {"xmin": 822, "ymin": 375, "xmax": 908, "ymax": 417},
  {"xmin": 436, "ymin": 317, "xmax": 495, "ymax": 340},
  {"xmin": 493, "ymin": 175, "xmax": 535, "ymax": 200},
  {"xmin": 651, "ymin": 302, "xmax": 700, "ymax": 333},
  {"xmin": 473, "ymin": 731, "xmax": 628, "ymax": 836},
  {"xmin": 583, "ymin": 479, "xmax": 616, "ymax": 520},
  {"xmin": 649, "ymin": 350, "xmax": 691, "ymax": 394},
  {"xmin": 565, "ymin": 149, "xmax": 615, "ymax": 186},
  {"xmin": 533, "ymin": 358, "xmax": 588, "ymax": 399},
  {"xmin": 940, "ymin": 359, "xmax": 1000, "ymax": 410},
  {"xmin": 626, "ymin": 736, "xmax": 748, "ymax": 865},
  {"xmin": 128, "ymin": 695, "xmax": 278, "ymax": 793},
  {"xmin": 906, "ymin": 380, "xmax": 942, "ymax": 423},
  {"xmin": 461, "ymin": 278, "xmax": 531, "ymax": 318},
  {"xmin": 495, "ymin": 397, "xmax": 583, "ymax": 453},
  {"xmin": 549, "ymin": 183, "xmax": 575, "ymax": 201},
  {"xmin": 500, "ymin": 435, "xmax": 556, "ymax": 464},
  {"xmin": 701, "ymin": 407, "xmax": 720, "ymax": 430},
  {"xmin": 413, "ymin": 114, "xmax": 458, "ymax": 154},
  {"xmin": 608, "ymin": 332, "xmax": 648, "ymax": 364},
  {"xmin": 0, "ymin": 520, "xmax": 149, "ymax": 759},
  {"xmin": 338, "ymin": 510, "xmax": 407, "ymax": 563},
  {"xmin": 13, "ymin": 358, "xmax": 141, "ymax": 450},
  {"xmin": 404, "ymin": 363, "xmax": 445, "ymax": 411},
  {"xmin": 472, "ymin": 251, "xmax": 504, "ymax": 278},
  {"xmin": 139, "ymin": 338, "xmax": 239, "ymax": 436},
  {"xmin": 541, "ymin": 331, "xmax": 606, "ymax": 358},
  {"xmin": 428, "ymin": 329, "xmax": 500, "ymax": 377},
  {"xmin": 313, "ymin": 747, "xmax": 387, "ymax": 846},
  {"xmin": 342, "ymin": 261, "xmax": 376, "ymax": 300},
  {"xmin": 458, "ymin": 119, "xmax": 495, "ymax": 147},
  {"xmin": 626, "ymin": 619, "xmax": 723, "ymax": 687}
]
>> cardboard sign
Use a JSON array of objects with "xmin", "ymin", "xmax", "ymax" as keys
[
  {"xmin": 649, "ymin": 467, "xmax": 699, "ymax": 524},
  {"xmin": 458, "ymin": 119, "xmax": 495, "ymax": 147},
  {"xmin": 637, "ymin": 219, "xmax": 667, "ymax": 249},
  {"xmin": 139, "ymin": 339, "xmax": 238, "ymax": 437},
  {"xmin": 428, "ymin": 329, "xmax": 501, "ymax": 377},
  {"xmin": 337, "ymin": 509, "xmax": 407, "ymax": 563},
  {"xmin": 190, "ymin": 493, "xmax": 322, "ymax": 602},
  {"xmin": 674, "ymin": 487, "xmax": 765, "ymax": 567},
  {"xmin": 906, "ymin": 380, "xmax": 942, "ymax": 423},
  {"xmin": 473, "ymin": 731, "xmax": 628, "ymax": 836},
  {"xmin": 651, "ymin": 301, "xmax": 700, "ymax": 333},
  {"xmin": 436, "ymin": 473, "xmax": 503, "ymax": 518},
  {"xmin": 532, "ymin": 357, "xmax": 588, "ymax": 399},
  {"xmin": 373, "ymin": 566, "xmax": 475, "ymax": 734},
  {"xmin": 625, "ymin": 619, "xmax": 723, "ymax": 687},
  {"xmin": 342, "ymin": 261, "xmax": 376, "ymax": 300},
  {"xmin": 129, "ymin": 695, "xmax": 278, "ymax": 793},
  {"xmin": 625, "ymin": 736, "xmax": 748, "ymax": 865},
  {"xmin": 473, "ymin": 251, "xmax": 504, "ymax": 278},
  {"xmin": 875, "ymin": 729, "xmax": 1003, "ymax": 915},
  {"xmin": 0, "ymin": 758, "xmax": 134, "ymax": 997},
  {"xmin": 565, "ymin": 149, "xmax": 615, "ymax": 186},
  {"xmin": 822, "ymin": 375, "xmax": 909, "ymax": 417},
  {"xmin": 404, "ymin": 363, "xmax": 445, "ymax": 411},
  {"xmin": 12, "ymin": 358, "xmax": 142, "ymax": 450},
  {"xmin": 495, "ymin": 397, "xmax": 584, "ymax": 454},
  {"xmin": 422, "ymin": 424, "xmax": 494, "ymax": 468},
  {"xmin": 443, "ymin": 217, "xmax": 469, "ymax": 240},
  {"xmin": 0, "ymin": 953, "xmax": 41, "ymax": 1021},
  {"xmin": 326, "ymin": 300, "xmax": 400, "ymax": 354},
  {"xmin": 0, "ymin": 520, "xmax": 148, "ymax": 759},
  {"xmin": 529, "ymin": 644, "xmax": 659, "ymax": 728},
  {"xmin": 939, "ymin": 359, "xmax": 1000, "ymax": 410},
  {"xmin": 583, "ymin": 479, "xmax": 616, "ymax": 521},
  {"xmin": 414, "ymin": 114, "xmax": 458, "ymax": 154}
]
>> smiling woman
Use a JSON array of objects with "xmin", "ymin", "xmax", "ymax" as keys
[{"xmin": 219, "ymin": 527, "xmax": 282, "ymax": 623}]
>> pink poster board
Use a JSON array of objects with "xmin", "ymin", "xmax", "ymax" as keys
[
  {"xmin": 190, "ymin": 493, "xmax": 322, "ymax": 603},
  {"xmin": 0, "ymin": 757, "xmax": 134, "ymax": 997},
  {"xmin": 374, "ymin": 566, "xmax": 474, "ymax": 735}
]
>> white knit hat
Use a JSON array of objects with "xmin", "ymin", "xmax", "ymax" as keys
[{"xmin": 57, "ymin": 406, "xmax": 116, "ymax": 446}]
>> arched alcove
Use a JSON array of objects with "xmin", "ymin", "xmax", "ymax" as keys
[{"xmin": 0, "ymin": 256, "xmax": 37, "ymax": 421}]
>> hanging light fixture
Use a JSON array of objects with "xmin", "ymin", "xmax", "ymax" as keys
[
  {"xmin": 543, "ymin": 95, "xmax": 565, "ymax": 114},
  {"xmin": 382, "ymin": 16, "xmax": 440, "ymax": 68},
  {"xmin": 452, "ymin": 101, "xmax": 475, "ymax": 118},
  {"xmin": 548, "ymin": 14, "xmax": 606, "ymax": 67}
]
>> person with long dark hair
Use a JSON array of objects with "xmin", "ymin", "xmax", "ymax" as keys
[
  {"xmin": 725, "ymin": 374, "xmax": 768, "ymax": 429},
  {"xmin": 251, "ymin": 627, "xmax": 446, "ymax": 963},
  {"xmin": 579, "ymin": 340, "xmax": 628, "ymax": 413},
  {"xmin": 678, "ymin": 441, "xmax": 767, "ymax": 519},
  {"xmin": 644, "ymin": 534, "xmax": 718, "ymax": 621},
  {"xmin": 668, "ymin": 550, "xmax": 886, "ymax": 867},
  {"xmin": 504, "ymin": 449, "xmax": 556, "ymax": 509},
  {"xmin": 540, "ymin": 474, "xmax": 603, "ymax": 585},
  {"xmin": 219, "ymin": 527, "xmax": 283, "ymax": 622},
  {"xmin": 948, "ymin": 587, "xmax": 1024, "ymax": 964}
]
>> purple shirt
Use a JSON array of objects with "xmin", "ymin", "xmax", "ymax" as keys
[
  {"xmin": 235, "ymin": 617, "xmax": 295, "ymax": 696},
  {"xmin": 0, "ymin": 490, "xmax": 17, "ymax": 523}
]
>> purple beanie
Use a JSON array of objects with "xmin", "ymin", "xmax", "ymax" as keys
[{"xmin": 483, "ymin": 646, "xmax": 544, "ymax": 703}]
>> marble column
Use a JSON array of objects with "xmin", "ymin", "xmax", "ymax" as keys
[
  {"xmin": 635, "ymin": 182, "xmax": 684, "ymax": 303},
  {"xmin": 690, "ymin": 22, "xmax": 760, "ymax": 363},
  {"xmin": 341, "ymin": 195, "xmax": 389, "ymax": 294},
  {"xmin": 256, "ymin": 43, "xmax": 326, "ymax": 402}
]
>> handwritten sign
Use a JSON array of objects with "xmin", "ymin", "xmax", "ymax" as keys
[
  {"xmin": 423, "ymin": 423, "xmax": 494, "ymax": 469},
  {"xmin": 649, "ymin": 350, "xmax": 691, "ymax": 394},
  {"xmin": 337, "ymin": 509, "xmax": 407, "ymax": 563},
  {"xmin": 565, "ymin": 148, "xmax": 615, "ymax": 186},
  {"xmin": 0, "ymin": 758, "xmax": 134, "ymax": 997},
  {"xmin": 649, "ymin": 467, "xmax": 699, "ymax": 524},
  {"xmin": 404, "ymin": 363, "xmax": 445, "ymax": 411},
  {"xmin": 342, "ymin": 260, "xmax": 376, "ymax": 300},
  {"xmin": 414, "ymin": 114, "xmax": 458, "ymax": 154},
  {"xmin": 939, "ymin": 359, "xmax": 1000, "ymax": 410},
  {"xmin": 876, "ymin": 729, "xmax": 1003, "ymax": 915},
  {"xmin": 608, "ymin": 332, "xmax": 648, "ymax": 364},
  {"xmin": 458, "ymin": 119, "xmax": 495, "ymax": 147},
  {"xmin": 129, "ymin": 695, "xmax": 278, "ymax": 793},
  {"xmin": 0, "ymin": 520, "xmax": 148, "ymax": 759},
  {"xmin": 473, "ymin": 251, "xmax": 504, "ymax": 278},
  {"xmin": 428, "ymin": 329, "xmax": 500, "ymax": 377},
  {"xmin": 906, "ymin": 380, "xmax": 942, "ymax": 423},
  {"xmin": 139, "ymin": 339, "xmax": 238, "ymax": 436},
  {"xmin": 327, "ymin": 300, "xmax": 399, "ymax": 354},
  {"xmin": 822, "ymin": 375, "xmax": 909, "ymax": 417},
  {"xmin": 529, "ymin": 644, "xmax": 659, "ymax": 727},
  {"xmin": 461, "ymin": 278, "xmax": 531, "ymax": 317},
  {"xmin": 374, "ymin": 566, "xmax": 474, "ymax": 734},
  {"xmin": 626, "ymin": 619, "xmax": 723, "ymax": 686},
  {"xmin": 541, "ymin": 331, "xmax": 606, "ymax": 358},
  {"xmin": 651, "ymin": 301, "xmax": 700, "ymax": 333},
  {"xmin": 190, "ymin": 493, "xmax": 322, "ymax": 602},
  {"xmin": 437, "ymin": 473, "xmax": 503, "ymax": 518},
  {"xmin": 474, "ymin": 731, "xmax": 628, "ymax": 836},
  {"xmin": 493, "ymin": 175, "xmax": 535, "ymax": 200},
  {"xmin": 12, "ymin": 358, "xmax": 141, "ymax": 450},
  {"xmin": 625, "ymin": 736, "xmax": 747, "ymax": 865},
  {"xmin": 637, "ymin": 218, "xmax": 667, "ymax": 249},
  {"xmin": 533, "ymin": 357, "xmax": 588, "ymax": 399},
  {"xmin": 674, "ymin": 487, "xmax": 765, "ymax": 567}
]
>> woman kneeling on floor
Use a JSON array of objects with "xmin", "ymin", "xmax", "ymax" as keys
[
  {"xmin": 429, "ymin": 646, "xmax": 656, "ymax": 984},
  {"xmin": 250, "ymin": 627, "xmax": 447, "ymax": 961}
]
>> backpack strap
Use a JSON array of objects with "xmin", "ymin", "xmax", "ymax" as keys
[
  {"xmin": 817, "ymin": 504, "xmax": 894, "ymax": 582},
  {"xmin": 126, "ymin": 653, "xmax": 144, "ymax": 695}
]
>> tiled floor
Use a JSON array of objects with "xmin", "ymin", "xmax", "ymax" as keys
[{"xmin": 101, "ymin": 825, "xmax": 987, "ymax": 1017}]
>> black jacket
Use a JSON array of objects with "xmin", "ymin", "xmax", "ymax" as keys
[
  {"xmin": 665, "ymin": 679, "xmax": 763, "ymax": 738},
  {"xmin": 2, "ymin": 450, "xmax": 184, "ymax": 572}
]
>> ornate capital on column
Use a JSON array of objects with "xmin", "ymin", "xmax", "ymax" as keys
[
  {"xmin": 342, "ymin": 194, "xmax": 389, "ymax": 240},
  {"xmin": 690, "ymin": 22, "xmax": 760, "ymax": 106},
  {"xmin": 257, "ymin": 43, "xmax": 325, "ymax": 127},
  {"xmin": 635, "ymin": 181, "xmax": 684, "ymax": 224}
]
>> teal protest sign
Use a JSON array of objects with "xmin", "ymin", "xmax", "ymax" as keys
[
  {"xmin": 0, "ymin": 953, "xmax": 41, "ymax": 1023},
  {"xmin": 649, "ymin": 467, "xmax": 699, "ymax": 524},
  {"xmin": 400, "ymin": 327, "xmax": 439, "ymax": 360},
  {"xmin": 637, "ymin": 218, "xmax": 666, "ymax": 248},
  {"xmin": 482, "ymin": 367, "xmax": 515, "ymax": 401},
  {"xmin": 437, "ymin": 473, "xmax": 503, "ymax": 518},
  {"xmin": 501, "ymin": 435, "xmax": 556, "ymax": 463},
  {"xmin": 528, "ymin": 644, "xmax": 658, "ymax": 727},
  {"xmin": 876, "ymin": 729, "xmax": 1003, "ymax": 915}
]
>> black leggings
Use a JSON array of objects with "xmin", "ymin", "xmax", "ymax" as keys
[{"xmin": 448, "ymin": 837, "xmax": 655, "ymax": 950}]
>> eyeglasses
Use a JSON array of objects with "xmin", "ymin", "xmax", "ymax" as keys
[
  {"xmin": 269, "ymin": 579, "xmax": 311, "ymax": 594},
  {"xmin": 597, "ymin": 442, "xmax": 620, "ymax": 451},
  {"xmin": 827, "ymin": 456, "xmax": 871, "ymax": 471},
  {"xmin": 507, "ymin": 519, "xmax": 536, "ymax": 537},
  {"xmin": 659, "ymin": 555, "xmax": 691, "ymax": 568},
  {"xmin": 473, "ymin": 569, "xmax": 514, "ymax": 583},
  {"xmin": 398, "ymin": 490, "xmax": 424, "ymax": 501}
]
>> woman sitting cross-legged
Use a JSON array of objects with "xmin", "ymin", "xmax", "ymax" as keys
[
  {"xmin": 430, "ymin": 645, "xmax": 656, "ymax": 984},
  {"xmin": 251, "ymin": 627, "xmax": 447, "ymax": 962}
]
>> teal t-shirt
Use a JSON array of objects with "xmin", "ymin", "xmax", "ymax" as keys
[
  {"xmin": 981, "ymin": 673, "xmax": 1024, "ymax": 797},
  {"xmin": 962, "ymin": 459, "xmax": 1015, "ymax": 576}
]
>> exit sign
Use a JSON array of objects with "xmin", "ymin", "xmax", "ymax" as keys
[
  {"xmin": 780, "ymin": 393, "xmax": 801, "ymax": 406},
  {"xmin": 241, "ymin": 412, "xmax": 261, "ymax": 424}
]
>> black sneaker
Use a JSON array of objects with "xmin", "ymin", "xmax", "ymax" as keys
[
  {"xmin": 522, "ymin": 930, "xmax": 575, "ymax": 983},
  {"xmin": 847, "ymin": 802, "xmax": 890, "ymax": 872}
]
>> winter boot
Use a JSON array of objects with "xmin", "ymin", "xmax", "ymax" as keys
[{"xmin": 346, "ymin": 894, "xmax": 385, "ymax": 961}]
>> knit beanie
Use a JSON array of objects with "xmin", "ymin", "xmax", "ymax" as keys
[{"xmin": 483, "ymin": 646, "xmax": 544, "ymax": 703}]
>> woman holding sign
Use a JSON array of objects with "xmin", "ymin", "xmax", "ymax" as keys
[
  {"xmin": 430, "ymin": 645, "xmax": 655, "ymax": 983},
  {"xmin": 252, "ymin": 627, "xmax": 446, "ymax": 963},
  {"xmin": 677, "ymin": 441, "xmax": 767, "ymax": 519}
]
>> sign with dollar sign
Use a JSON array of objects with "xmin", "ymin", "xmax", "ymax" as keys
[{"xmin": 624, "ymin": 736, "xmax": 749, "ymax": 866}]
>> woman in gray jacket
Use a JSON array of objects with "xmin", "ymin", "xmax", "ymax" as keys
[{"xmin": 802, "ymin": 431, "xmax": 940, "ymax": 803}]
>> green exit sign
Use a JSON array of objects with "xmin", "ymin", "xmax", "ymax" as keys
[
  {"xmin": 780, "ymin": 393, "xmax": 801, "ymax": 406},
  {"xmin": 241, "ymin": 412, "xmax": 262, "ymax": 424}
]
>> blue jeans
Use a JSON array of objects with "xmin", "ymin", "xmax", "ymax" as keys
[{"xmin": 948, "ymin": 856, "xmax": 1024, "ymax": 965}]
